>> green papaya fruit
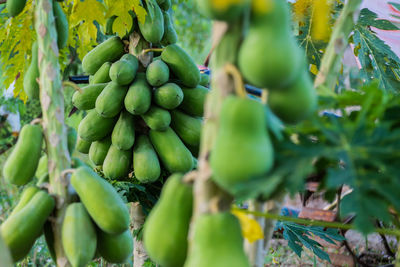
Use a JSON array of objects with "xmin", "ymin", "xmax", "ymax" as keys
[
  {"xmin": 102, "ymin": 145, "xmax": 132, "ymax": 180},
  {"xmin": 97, "ymin": 229, "xmax": 133, "ymax": 263},
  {"xmin": 144, "ymin": 174, "xmax": 192, "ymax": 267},
  {"xmin": 82, "ymin": 36, "xmax": 125, "ymax": 75},
  {"xmin": 141, "ymin": 106, "xmax": 171, "ymax": 131},
  {"xmin": 89, "ymin": 136, "xmax": 112, "ymax": 166},
  {"xmin": 268, "ymin": 70, "xmax": 317, "ymax": 124},
  {"xmin": 160, "ymin": 0, "xmax": 171, "ymax": 11},
  {"xmin": 62, "ymin": 203, "xmax": 97, "ymax": 267},
  {"xmin": 67, "ymin": 127, "xmax": 77, "ymax": 155},
  {"xmin": 9, "ymin": 186, "xmax": 39, "ymax": 217},
  {"xmin": 138, "ymin": 1, "xmax": 164, "ymax": 43},
  {"xmin": 183, "ymin": 212, "xmax": 250, "ymax": 267},
  {"xmin": 170, "ymin": 110, "xmax": 201, "ymax": 147},
  {"xmin": 105, "ymin": 16, "xmax": 117, "ymax": 35},
  {"xmin": 146, "ymin": 59, "xmax": 170, "ymax": 87},
  {"xmin": 149, "ymin": 127, "xmax": 193, "ymax": 173},
  {"xmin": 90, "ymin": 62, "xmax": 111, "ymax": 84},
  {"xmin": 238, "ymin": 0, "xmax": 302, "ymax": 89},
  {"xmin": 196, "ymin": 0, "xmax": 249, "ymax": 21},
  {"xmin": 72, "ymin": 83, "xmax": 108, "ymax": 110},
  {"xmin": 95, "ymin": 82, "xmax": 129, "ymax": 118},
  {"xmin": 109, "ymin": 54, "xmax": 139, "ymax": 85},
  {"xmin": 1, "ymin": 191, "xmax": 55, "ymax": 262},
  {"xmin": 35, "ymin": 154, "xmax": 48, "ymax": 180},
  {"xmin": 153, "ymin": 83, "xmax": 183, "ymax": 110},
  {"xmin": 133, "ymin": 135, "xmax": 161, "ymax": 183},
  {"xmin": 6, "ymin": 0, "xmax": 26, "ymax": 17},
  {"xmin": 161, "ymin": 44, "xmax": 200, "ymax": 87},
  {"xmin": 78, "ymin": 110, "xmax": 117, "ymax": 142},
  {"xmin": 199, "ymin": 73, "xmax": 209, "ymax": 87},
  {"xmin": 112, "ymin": 111, "xmax": 135, "ymax": 150},
  {"xmin": 71, "ymin": 166, "xmax": 130, "ymax": 234},
  {"xmin": 24, "ymin": 42, "xmax": 39, "ymax": 100},
  {"xmin": 125, "ymin": 73, "xmax": 152, "ymax": 115},
  {"xmin": 160, "ymin": 11, "xmax": 178, "ymax": 46},
  {"xmin": 76, "ymin": 136, "xmax": 91, "ymax": 154},
  {"xmin": 210, "ymin": 96, "xmax": 274, "ymax": 193},
  {"xmin": 53, "ymin": 2, "xmax": 68, "ymax": 49},
  {"xmin": 43, "ymin": 221, "xmax": 55, "ymax": 261},
  {"xmin": 179, "ymin": 85, "xmax": 209, "ymax": 117},
  {"xmin": 3, "ymin": 124, "xmax": 43, "ymax": 186}
]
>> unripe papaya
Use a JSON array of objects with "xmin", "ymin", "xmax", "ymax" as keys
[
  {"xmin": 125, "ymin": 73, "xmax": 152, "ymax": 115},
  {"xmin": 89, "ymin": 136, "xmax": 112, "ymax": 166},
  {"xmin": 97, "ymin": 229, "xmax": 133, "ymax": 264},
  {"xmin": 160, "ymin": 11, "xmax": 178, "ymax": 46},
  {"xmin": 72, "ymin": 83, "xmax": 107, "ymax": 110},
  {"xmin": 6, "ymin": 0, "xmax": 26, "ymax": 17},
  {"xmin": 95, "ymin": 82, "xmax": 128, "ymax": 118},
  {"xmin": 146, "ymin": 60, "xmax": 170, "ymax": 87},
  {"xmin": 62, "ymin": 203, "xmax": 97, "ymax": 267},
  {"xmin": 112, "ymin": 111, "xmax": 135, "ymax": 150},
  {"xmin": 184, "ymin": 212, "xmax": 250, "ymax": 267},
  {"xmin": 109, "ymin": 54, "xmax": 139, "ymax": 86},
  {"xmin": 238, "ymin": 0, "xmax": 302, "ymax": 89},
  {"xmin": 9, "ymin": 186, "xmax": 39, "ymax": 217},
  {"xmin": 179, "ymin": 85, "xmax": 208, "ymax": 117},
  {"xmin": 196, "ymin": 0, "xmax": 249, "ymax": 21},
  {"xmin": 82, "ymin": 36, "xmax": 125, "ymax": 75},
  {"xmin": 1, "ymin": 191, "xmax": 55, "ymax": 262},
  {"xmin": 24, "ymin": 42, "xmax": 39, "ymax": 100},
  {"xmin": 171, "ymin": 110, "xmax": 202, "ymax": 147},
  {"xmin": 70, "ymin": 166, "xmax": 130, "ymax": 234},
  {"xmin": 53, "ymin": 2, "xmax": 68, "ymax": 49},
  {"xmin": 90, "ymin": 62, "xmax": 111, "ymax": 84},
  {"xmin": 160, "ymin": 0, "xmax": 171, "ymax": 11},
  {"xmin": 67, "ymin": 126, "xmax": 77, "ymax": 155},
  {"xmin": 199, "ymin": 73, "xmax": 210, "ymax": 87},
  {"xmin": 133, "ymin": 135, "xmax": 161, "ymax": 183},
  {"xmin": 268, "ymin": 70, "xmax": 317, "ymax": 124},
  {"xmin": 210, "ymin": 96, "xmax": 274, "ymax": 194},
  {"xmin": 154, "ymin": 83, "xmax": 183, "ymax": 110},
  {"xmin": 144, "ymin": 174, "xmax": 192, "ymax": 267},
  {"xmin": 35, "ymin": 154, "xmax": 48, "ymax": 180},
  {"xmin": 161, "ymin": 44, "xmax": 200, "ymax": 87},
  {"xmin": 78, "ymin": 110, "xmax": 117, "ymax": 142},
  {"xmin": 3, "ymin": 124, "xmax": 43, "ymax": 186},
  {"xmin": 76, "ymin": 136, "xmax": 91, "ymax": 154},
  {"xmin": 141, "ymin": 106, "xmax": 171, "ymax": 131},
  {"xmin": 138, "ymin": 2, "xmax": 164, "ymax": 43},
  {"xmin": 103, "ymin": 145, "xmax": 132, "ymax": 180},
  {"xmin": 149, "ymin": 127, "xmax": 193, "ymax": 173}
]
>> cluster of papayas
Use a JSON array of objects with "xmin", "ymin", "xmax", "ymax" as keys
[
  {"xmin": 75, "ymin": 25, "xmax": 209, "ymax": 181},
  {"xmin": 60, "ymin": 166, "xmax": 132, "ymax": 266},
  {"xmin": 23, "ymin": 2, "xmax": 68, "ymax": 100}
]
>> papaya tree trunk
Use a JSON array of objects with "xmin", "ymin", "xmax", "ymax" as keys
[
  {"xmin": 314, "ymin": 0, "xmax": 363, "ymax": 90},
  {"xmin": 131, "ymin": 202, "xmax": 148, "ymax": 267},
  {"xmin": 244, "ymin": 201, "xmax": 266, "ymax": 267},
  {"xmin": 35, "ymin": 0, "xmax": 71, "ymax": 265}
]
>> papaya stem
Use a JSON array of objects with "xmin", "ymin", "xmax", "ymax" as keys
[
  {"xmin": 63, "ymin": 81, "xmax": 82, "ymax": 93},
  {"xmin": 142, "ymin": 48, "xmax": 164, "ymax": 54},
  {"xmin": 60, "ymin": 169, "xmax": 75, "ymax": 179},
  {"xmin": 314, "ymin": 0, "xmax": 363, "ymax": 91},
  {"xmin": 30, "ymin": 118, "xmax": 43, "ymax": 125},
  {"xmin": 224, "ymin": 63, "xmax": 247, "ymax": 98},
  {"xmin": 233, "ymin": 207, "xmax": 400, "ymax": 237}
]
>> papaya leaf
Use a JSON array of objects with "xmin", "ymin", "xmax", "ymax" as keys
[{"xmin": 112, "ymin": 12, "xmax": 133, "ymax": 38}]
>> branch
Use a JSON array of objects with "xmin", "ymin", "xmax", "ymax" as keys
[{"xmin": 314, "ymin": 0, "xmax": 363, "ymax": 90}]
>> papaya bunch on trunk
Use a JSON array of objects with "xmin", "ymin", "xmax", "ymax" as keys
[{"xmin": 74, "ymin": 3, "xmax": 209, "ymax": 182}]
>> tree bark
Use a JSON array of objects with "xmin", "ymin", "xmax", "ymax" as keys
[
  {"xmin": 131, "ymin": 202, "xmax": 148, "ymax": 267},
  {"xmin": 35, "ymin": 0, "xmax": 71, "ymax": 265}
]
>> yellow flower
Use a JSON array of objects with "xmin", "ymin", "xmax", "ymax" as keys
[{"xmin": 232, "ymin": 209, "xmax": 264, "ymax": 243}]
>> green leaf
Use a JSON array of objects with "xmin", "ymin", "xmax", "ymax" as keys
[{"xmin": 358, "ymin": 8, "xmax": 399, "ymax": 30}]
